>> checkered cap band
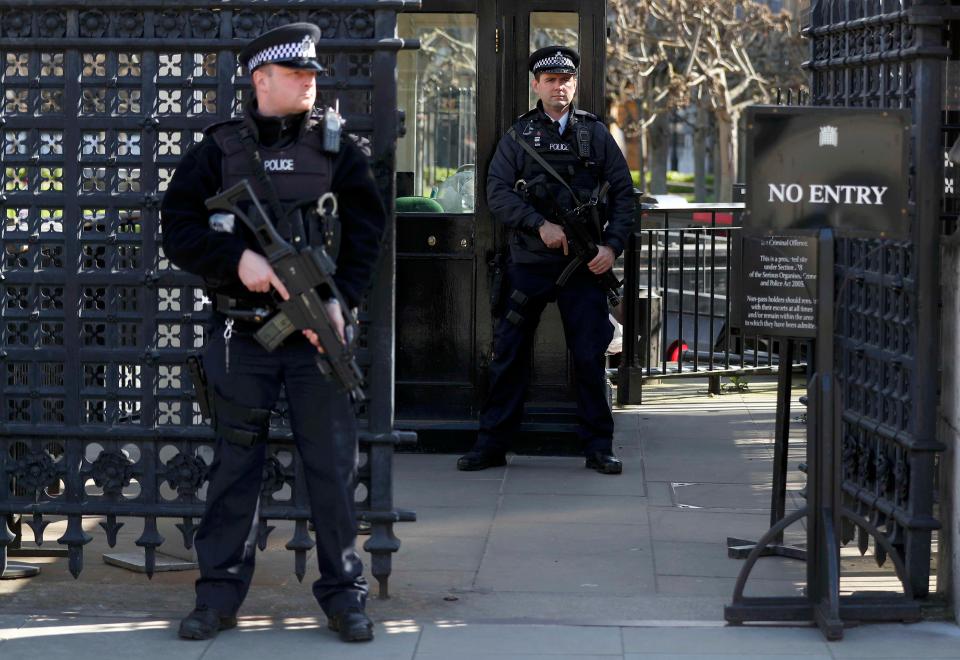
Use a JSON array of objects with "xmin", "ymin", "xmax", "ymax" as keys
[
  {"xmin": 247, "ymin": 35, "xmax": 317, "ymax": 70},
  {"xmin": 534, "ymin": 52, "xmax": 575, "ymax": 72}
]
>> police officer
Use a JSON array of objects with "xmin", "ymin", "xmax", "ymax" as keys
[
  {"xmin": 160, "ymin": 23, "xmax": 385, "ymax": 642},
  {"xmin": 457, "ymin": 46, "xmax": 635, "ymax": 475}
]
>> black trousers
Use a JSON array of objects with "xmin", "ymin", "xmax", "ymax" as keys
[
  {"xmin": 193, "ymin": 323, "xmax": 367, "ymax": 617},
  {"xmin": 477, "ymin": 261, "xmax": 615, "ymax": 455}
]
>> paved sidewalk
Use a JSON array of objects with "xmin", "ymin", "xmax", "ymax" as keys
[
  {"xmin": 0, "ymin": 378, "xmax": 951, "ymax": 657},
  {"xmin": 2, "ymin": 615, "xmax": 960, "ymax": 658}
]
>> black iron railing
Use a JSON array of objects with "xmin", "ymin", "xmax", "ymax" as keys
[{"xmin": 617, "ymin": 202, "xmax": 805, "ymax": 405}]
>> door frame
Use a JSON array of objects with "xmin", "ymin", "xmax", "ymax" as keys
[{"xmin": 395, "ymin": 0, "xmax": 608, "ymax": 429}]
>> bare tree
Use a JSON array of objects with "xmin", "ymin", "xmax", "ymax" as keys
[{"xmin": 607, "ymin": 0, "xmax": 805, "ymax": 201}]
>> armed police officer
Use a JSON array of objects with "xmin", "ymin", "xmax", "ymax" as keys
[
  {"xmin": 160, "ymin": 24, "xmax": 386, "ymax": 643},
  {"xmin": 457, "ymin": 46, "xmax": 635, "ymax": 475}
]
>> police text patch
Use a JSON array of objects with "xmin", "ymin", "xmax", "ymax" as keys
[{"xmin": 263, "ymin": 158, "xmax": 295, "ymax": 172}]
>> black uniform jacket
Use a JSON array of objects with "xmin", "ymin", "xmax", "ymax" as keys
[
  {"xmin": 486, "ymin": 102, "xmax": 635, "ymax": 265},
  {"xmin": 160, "ymin": 106, "xmax": 386, "ymax": 309}
]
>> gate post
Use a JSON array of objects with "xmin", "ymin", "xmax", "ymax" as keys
[
  {"xmin": 617, "ymin": 230, "xmax": 642, "ymax": 405},
  {"xmin": 941, "ymin": 233, "xmax": 960, "ymax": 620},
  {"xmin": 905, "ymin": 0, "xmax": 948, "ymax": 600}
]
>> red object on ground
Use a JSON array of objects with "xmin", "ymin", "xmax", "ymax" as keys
[{"xmin": 666, "ymin": 339, "xmax": 689, "ymax": 362}]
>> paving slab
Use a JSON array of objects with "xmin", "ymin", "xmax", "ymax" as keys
[
  {"xmin": 393, "ymin": 535, "xmax": 487, "ymax": 572},
  {"xmin": 641, "ymin": 423, "xmax": 774, "ymax": 446},
  {"xmin": 653, "ymin": 541, "xmax": 806, "ymax": 582},
  {"xmin": 476, "ymin": 522, "xmax": 655, "ymax": 595},
  {"xmin": 399, "ymin": 506, "xmax": 496, "ymax": 538},
  {"xmin": 613, "ymin": 411, "xmax": 644, "ymax": 431},
  {"xmin": 496, "ymin": 494, "xmax": 649, "ymax": 526},
  {"xmin": 642, "ymin": 453, "xmax": 775, "ymax": 486},
  {"xmin": 415, "ymin": 650, "xmax": 622, "ymax": 660},
  {"xmin": 204, "ymin": 620, "xmax": 421, "ymax": 660},
  {"xmin": 0, "ymin": 616, "xmax": 209, "ymax": 660},
  {"xmin": 394, "ymin": 454, "xmax": 506, "ymax": 480},
  {"xmin": 828, "ymin": 622, "xmax": 960, "ymax": 658},
  {"xmin": 646, "ymin": 482, "xmax": 675, "ymax": 507},
  {"xmin": 622, "ymin": 625, "xmax": 828, "ymax": 655},
  {"xmin": 643, "ymin": 432, "xmax": 776, "ymax": 454},
  {"xmin": 503, "ymin": 457, "xmax": 648, "ymax": 497},
  {"xmin": 394, "ymin": 476, "xmax": 504, "ymax": 509},
  {"xmin": 609, "ymin": 445, "xmax": 643, "ymax": 460},
  {"xmin": 416, "ymin": 623, "xmax": 623, "ymax": 656},
  {"xmin": 0, "ymin": 614, "xmax": 30, "ymax": 640},
  {"xmin": 623, "ymin": 651, "xmax": 833, "ymax": 660},
  {"xmin": 670, "ymin": 483, "xmax": 778, "ymax": 511},
  {"xmin": 383, "ymin": 569, "xmax": 477, "ymax": 593},
  {"xmin": 615, "ymin": 429, "xmax": 643, "ymax": 445},
  {"xmin": 647, "ymin": 508, "xmax": 805, "ymax": 545},
  {"xmin": 654, "ymin": 575, "xmax": 803, "ymax": 598},
  {"xmin": 383, "ymin": 592, "xmax": 729, "ymax": 623}
]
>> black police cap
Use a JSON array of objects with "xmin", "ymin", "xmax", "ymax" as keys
[
  {"xmin": 238, "ymin": 22, "xmax": 325, "ymax": 73},
  {"xmin": 529, "ymin": 46, "xmax": 579, "ymax": 75}
]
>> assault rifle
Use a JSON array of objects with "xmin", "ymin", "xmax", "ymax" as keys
[
  {"xmin": 520, "ymin": 178, "xmax": 623, "ymax": 309},
  {"xmin": 205, "ymin": 180, "xmax": 366, "ymax": 402}
]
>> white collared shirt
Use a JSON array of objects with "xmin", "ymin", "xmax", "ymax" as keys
[{"xmin": 556, "ymin": 111, "xmax": 570, "ymax": 134}]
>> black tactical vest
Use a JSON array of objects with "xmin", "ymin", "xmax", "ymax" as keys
[
  {"xmin": 203, "ymin": 115, "xmax": 337, "ymax": 305},
  {"xmin": 518, "ymin": 108, "xmax": 603, "ymax": 213},
  {"xmin": 209, "ymin": 117, "xmax": 335, "ymax": 218}
]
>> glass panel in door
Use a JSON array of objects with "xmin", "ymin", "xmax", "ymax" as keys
[
  {"xmin": 397, "ymin": 14, "xmax": 478, "ymax": 214},
  {"xmin": 527, "ymin": 12, "xmax": 579, "ymax": 110}
]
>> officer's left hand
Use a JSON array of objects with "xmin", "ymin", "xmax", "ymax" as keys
[
  {"xmin": 302, "ymin": 300, "xmax": 346, "ymax": 354},
  {"xmin": 588, "ymin": 245, "xmax": 615, "ymax": 275}
]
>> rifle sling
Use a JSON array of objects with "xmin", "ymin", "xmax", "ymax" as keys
[
  {"xmin": 507, "ymin": 127, "xmax": 606, "ymax": 236},
  {"xmin": 507, "ymin": 127, "xmax": 582, "ymax": 204},
  {"xmin": 556, "ymin": 256, "xmax": 583, "ymax": 287}
]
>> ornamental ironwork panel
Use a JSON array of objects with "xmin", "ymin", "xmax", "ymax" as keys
[
  {"xmin": 726, "ymin": 1, "xmax": 948, "ymax": 639},
  {"xmin": 808, "ymin": 0, "xmax": 944, "ymax": 601},
  {"xmin": 0, "ymin": 0, "xmax": 419, "ymax": 596}
]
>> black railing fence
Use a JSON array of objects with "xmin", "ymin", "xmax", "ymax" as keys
[
  {"xmin": 0, "ymin": 0, "xmax": 421, "ymax": 597},
  {"xmin": 617, "ymin": 202, "xmax": 807, "ymax": 405}
]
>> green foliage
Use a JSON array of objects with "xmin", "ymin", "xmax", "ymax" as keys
[
  {"xmin": 632, "ymin": 170, "xmax": 717, "ymax": 202},
  {"xmin": 723, "ymin": 374, "xmax": 750, "ymax": 392}
]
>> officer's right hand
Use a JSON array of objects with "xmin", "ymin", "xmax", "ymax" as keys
[
  {"xmin": 238, "ymin": 249, "xmax": 290, "ymax": 301},
  {"xmin": 538, "ymin": 221, "xmax": 569, "ymax": 255}
]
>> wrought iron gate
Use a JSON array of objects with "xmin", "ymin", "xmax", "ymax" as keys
[
  {"xmin": 727, "ymin": 0, "xmax": 947, "ymax": 638},
  {"xmin": 0, "ymin": 0, "xmax": 419, "ymax": 597}
]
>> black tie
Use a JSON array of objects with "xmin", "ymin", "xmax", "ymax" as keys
[{"xmin": 554, "ymin": 120, "xmax": 562, "ymax": 134}]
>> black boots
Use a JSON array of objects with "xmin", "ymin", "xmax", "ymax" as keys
[
  {"xmin": 457, "ymin": 450, "xmax": 622, "ymax": 474},
  {"xmin": 327, "ymin": 608, "xmax": 375, "ymax": 642},
  {"xmin": 456, "ymin": 450, "xmax": 507, "ymax": 471},
  {"xmin": 179, "ymin": 606, "xmax": 374, "ymax": 643},
  {"xmin": 585, "ymin": 452, "xmax": 623, "ymax": 475},
  {"xmin": 178, "ymin": 606, "xmax": 238, "ymax": 640}
]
